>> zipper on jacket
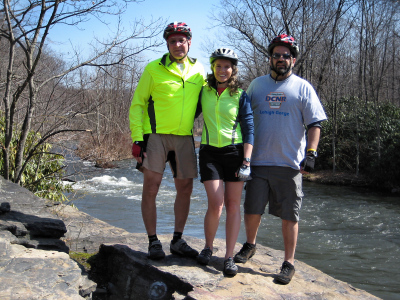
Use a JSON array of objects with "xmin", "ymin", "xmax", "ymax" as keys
[
  {"xmin": 215, "ymin": 87, "xmax": 221, "ymax": 146},
  {"xmin": 161, "ymin": 61, "xmax": 186, "ymax": 135},
  {"xmin": 178, "ymin": 77, "xmax": 185, "ymax": 134}
]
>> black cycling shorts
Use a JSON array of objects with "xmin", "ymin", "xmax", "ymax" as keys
[{"xmin": 199, "ymin": 144, "xmax": 244, "ymax": 182}]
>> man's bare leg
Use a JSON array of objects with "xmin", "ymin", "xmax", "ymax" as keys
[
  {"xmin": 173, "ymin": 177, "xmax": 193, "ymax": 232},
  {"xmin": 282, "ymin": 219, "xmax": 298, "ymax": 265},
  {"xmin": 141, "ymin": 169, "xmax": 163, "ymax": 235},
  {"xmin": 244, "ymin": 213, "xmax": 262, "ymax": 244}
]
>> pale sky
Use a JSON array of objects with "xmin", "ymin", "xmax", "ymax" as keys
[{"xmin": 48, "ymin": 0, "xmax": 224, "ymax": 69}]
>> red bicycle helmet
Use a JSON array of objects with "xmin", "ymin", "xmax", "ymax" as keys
[
  {"xmin": 267, "ymin": 34, "xmax": 299, "ymax": 58},
  {"xmin": 210, "ymin": 48, "xmax": 239, "ymax": 65},
  {"xmin": 163, "ymin": 22, "xmax": 192, "ymax": 40}
]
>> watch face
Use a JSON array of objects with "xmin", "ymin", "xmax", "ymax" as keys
[
  {"xmin": 307, "ymin": 151, "xmax": 317, "ymax": 157},
  {"xmin": 244, "ymin": 158, "xmax": 251, "ymax": 162}
]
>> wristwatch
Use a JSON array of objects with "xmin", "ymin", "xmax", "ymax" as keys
[
  {"xmin": 244, "ymin": 157, "xmax": 251, "ymax": 162},
  {"xmin": 306, "ymin": 150, "xmax": 318, "ymax": 157}
]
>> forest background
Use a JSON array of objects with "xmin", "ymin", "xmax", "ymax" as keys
[{"xmin": 1, "ymin": 0, "xmax": 400, "ymax": 203}]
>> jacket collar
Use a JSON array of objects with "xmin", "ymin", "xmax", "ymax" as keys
[{"xmin": 160, "ymin": 53, "xmax": 197, "ymax": 66}]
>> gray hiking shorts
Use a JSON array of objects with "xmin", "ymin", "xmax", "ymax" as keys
[
  {"xmin": 143, "ymin": 134, "xmax": 198, "ymax": 179},
  {"xmin": 244, "ymin": 166, "xmax": 303, "ymax": 222}
]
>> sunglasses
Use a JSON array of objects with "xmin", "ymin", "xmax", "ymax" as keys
[
  {"xmin": 271, "ymin": 53, "xmax": 292, "ymax": 60},
  {"xmin": 168, "ymin": 38, "xmax": 188, "ymax": 46}
]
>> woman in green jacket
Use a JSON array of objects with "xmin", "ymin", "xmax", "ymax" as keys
[{"xmin": 197, "ymin": 48, "xmax": 254, "ymax": 276}]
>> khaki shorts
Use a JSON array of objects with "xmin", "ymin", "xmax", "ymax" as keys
[
  {"xmin": 244, "ymin": 166, "xmax": 303, "ymax": 222},
  {"xmin": 143, "ymin": 134, "xmax": 198, "ymax": 179}
]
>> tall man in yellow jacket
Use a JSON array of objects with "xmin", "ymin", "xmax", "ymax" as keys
[{"xmin": 129, "ymin": 22, "xmax": 205, "ymax": 260}]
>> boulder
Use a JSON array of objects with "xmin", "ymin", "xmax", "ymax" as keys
[{"xmin": 0, "ymin": 177, "xmax": 96, "ymax": 299}]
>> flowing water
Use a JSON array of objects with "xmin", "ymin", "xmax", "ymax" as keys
[{"xmin": 64, "ymin": 153, "xmax": 400, "ymax": 300}]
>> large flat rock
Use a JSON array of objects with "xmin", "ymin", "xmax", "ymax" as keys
[
  {"xmin": 0, "ymin": 177, "xmax": 96, "ymax": 300},
  {"xmin": 0, "ymin": 234, "xmax": 91, "ymax": 300},
  {"xmin": 88, "ymin": 236, "xmax": 380, "ymax": 300}
]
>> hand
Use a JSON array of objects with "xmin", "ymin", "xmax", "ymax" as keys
[
  {"xmin": 237, "ymin": 164, "xmax": 251, "ymax": 179},
  {"xmin": 302, "ymin": 151, "xmax": 317, "ymax": 172},
  {"xmin": 132, "ymin": 141, "xmax": 143, "ymax": 158}
]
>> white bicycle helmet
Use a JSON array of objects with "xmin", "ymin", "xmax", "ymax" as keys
[{"xmin": 210, "ymin": 48, "xmax": 239, "ymax": 65}]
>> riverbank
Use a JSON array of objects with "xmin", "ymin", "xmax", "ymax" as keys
[
  {"xmin": 303, "ymin": 170, "xmax": 372, "ymax": 188},
  {"xmin": 0, "ymin": 176, "xmax": 381, "ymax": 299},
  {"xmin": 303, "ymin": 170, "xmax": 400, "ymax": 194}
]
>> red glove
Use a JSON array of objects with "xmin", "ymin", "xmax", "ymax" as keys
[{"xmin": 132, "ymin": 141, "xmax": 143, "ymax": 157}]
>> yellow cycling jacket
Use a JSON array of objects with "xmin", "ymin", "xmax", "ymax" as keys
[{"xmin": 129, "ymin": 53, "xmax": 205, "ymax": 142}]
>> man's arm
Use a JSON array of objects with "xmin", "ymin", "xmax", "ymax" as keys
[
  {"xmin": 307, "ymin": 126, "xmax": 321, "ymax": 151},
  {"xmin": 129, "ymin": 68, "xmax": 153, "ymax": 142}
]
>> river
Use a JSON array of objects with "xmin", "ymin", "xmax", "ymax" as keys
[{"xmin": 64, "ymin": 153, "xmax": 400, "ymax": 300}]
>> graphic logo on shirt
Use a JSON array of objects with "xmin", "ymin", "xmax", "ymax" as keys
[{"xmin": 266, "ymin": 92, "xmax": 286, "ymax": 109}]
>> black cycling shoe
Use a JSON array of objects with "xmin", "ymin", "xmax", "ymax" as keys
[
  {"xmin": 234, "ymin": 242, "xmax": 256, "ymax": 263},
  {"xmin": 170, "ymin": 238, "xmax": 199, "ymax": 258},
  {"xmin": 275, "ymin": 261, "xmax": 295, "ymax": 284},
  {"xmin": 197, "ymin": 247, "xmax": 213, "ymax": 265},
  {"xmin": 148, "ymin": 240, "xmax": 165, "ymax": 260},
  {"xmin": 223, "ymin": 257, "xmax": 238, "ymax": 276}
]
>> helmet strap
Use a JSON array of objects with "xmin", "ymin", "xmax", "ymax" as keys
[{"xmin": 168, "ymin": 44, "xmax": 190, "ymax": 63}]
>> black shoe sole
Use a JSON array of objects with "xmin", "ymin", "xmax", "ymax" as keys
[
  {"xmin": 223, "ymin": 269, "xmax": 238, "ymax": 276},
  {"xmin": 275, "ymin": 276, "xmax": 291, "ymax": 284},
  {"xmin": 148, "ymin": 253, "xmax": 165, "ymax": 260},
  {"xmin": 234, "ymin": 251, "xmax": 255, "ymax": 263},
  {"xmin": 170, "ymin": 248, "xmax": 198, "ymax": 258},
  {"xmin": 197, "ymin": 256, "xmax": 210, "ymax": 265}
]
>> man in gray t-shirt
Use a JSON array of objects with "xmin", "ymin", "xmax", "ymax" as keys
[{"xmin": 234, "ymin": 34, "xmax": 327, "ymax": 284}]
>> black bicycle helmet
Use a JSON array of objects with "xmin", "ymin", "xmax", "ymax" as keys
[
  {"xmin": 163, "ymin": 22, "xmax": 192, "ymax": 40},
  {"xmin": 209, "ymin": 48, "xmax": 238, "ymax": 65},
  {"xmin": 267, "ymin": 34, "xmax": 299, "ymax": 58}
]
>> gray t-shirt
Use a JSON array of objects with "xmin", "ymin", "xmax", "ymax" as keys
[{"xmin": 248, "ymin": 74, "xmax": 327, "ymax": 170}]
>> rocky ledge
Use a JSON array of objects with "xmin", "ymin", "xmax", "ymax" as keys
[
  {"xmin": 0, "ymin": 176, "xmax": 380, "ymax": 300},
  {"xmin": 0, "ymin": 177, "xmax": 96, "ymax": 300}
]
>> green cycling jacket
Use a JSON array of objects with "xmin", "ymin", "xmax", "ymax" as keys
[
  {"xmin": 201, "ymin": 86, "xmax": 252, "ymax": 147},
  {"xmin": 129, "ymin": 53, "xmax": 205, "ymax": 142}
]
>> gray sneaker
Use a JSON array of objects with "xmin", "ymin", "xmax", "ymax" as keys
[
  {"xmin": 148, "ymin": 240, "xmax": 165, "ymax": 260},
  {"xmin": 170, "ymin": 238, "xmax": 199, "ymax": 258},
  {"xmin": 234, "ymin": 242, "xmax": 256, "ymax": 263},
  {"xmin": 275, "ymin": 261, "xmax": 295, "ymax": 284}
]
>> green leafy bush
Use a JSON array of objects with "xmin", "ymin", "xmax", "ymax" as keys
[
  {"xmin": 0, "ymin": 115, "xmax": 72, "ymax": 202},
  {"xmin": 319, "ymin": 98, "xmax": 400, "ymax": 189}
]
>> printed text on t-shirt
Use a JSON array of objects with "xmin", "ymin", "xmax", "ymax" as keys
[
  {"xmin": 259, "ymin": 110, "xmax": 290, "ymax": 116},
  {"xmin": 266, "ymin": 92, "xmax": 285, "ymax": 109}
]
